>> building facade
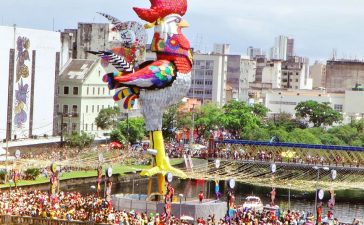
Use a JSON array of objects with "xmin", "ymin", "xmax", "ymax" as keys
[
  {"xmin": 310, "ymin": 61, "xmax": 326, "ymax": 89},
  {"xmin": 188, "ymin": 53, "xmax": 228, "ymax": 106},
  {"xmin": 265, "ymin": 89, "xmax": 364, "ymax": 123},
  {"xmin": 0, "ymin": 25, "xmax": 61, "ymax": 141},
  {"xmin": 58, "ymin": 59, "xmax": 117, "ymax": 136},
  {"xmin": 325, "ymin": 60, "xmax": 364, "ymax": 93},
  {"xmin": 262, "ymin": 60, "xmax": 282, "ymax": 89},
  {"xmin": 281, "ymin": 56, "xmax": 312, "ymax": 90},
  {"xmin": 270, "ymin": 35, "xmax": 294, "ymax": 61},
  {"xmin": 247, "ymin": 46, "xmax": 263, "ymax": 60}
]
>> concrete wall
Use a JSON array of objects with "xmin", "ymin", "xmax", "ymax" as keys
[{"xmin": 0, "ymin": 26, "xmax": 61, "ymax": 140}]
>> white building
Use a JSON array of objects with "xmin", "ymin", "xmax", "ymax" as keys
[
  {"xmin": 188, "ymin": 52, "xmax": 228, "ymax": 106},
  {"xmin": 262, "ymin": 60, "xmax": 282, "ymax": 89},
  {"xmin": 58, "ymin": 59, "xmax": 117, "ymax": 136},
  {"xmin": 265, "ymin": 90, "xmax": 364, "ymax": 123},
  {"xmin": 0, "ymin": 25, "xmax": 62, "ymax": 141},
  {"xmin": 270, "ymin": 35, "xmax": 294, "ymax": 61},
  {"xmin": 239, "ymin": 58, "xmax": 257, "ymax": 102},
  {"xmin": 213, "ymin": 44, "xmax": 230, "ymax": 55}
]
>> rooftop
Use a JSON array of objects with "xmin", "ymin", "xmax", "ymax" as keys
[{"xmin": 59, "ymin": 59, "xmax": 98, "ymax": 81}]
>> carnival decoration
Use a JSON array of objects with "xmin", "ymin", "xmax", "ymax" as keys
[
  {"xmin": 105, "ymin": 167, "xmax": 113, "ymax": 201},
  {"xmin": 97, "ymin": 166, "xmax": 103, "ymax": 196},
  {"xmin": 89, "ymin": 0, "xmax": 192, "ymax": 194},
  {"xmin": 164, "ymin": 173, "xmax": 175, "ymax": 219},
  {"xmin": 50, "ymin": 163, "xmax": 58, "ymax": 195}
]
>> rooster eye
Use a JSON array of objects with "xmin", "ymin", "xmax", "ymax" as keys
[{"xmin": 175, "ymin": 18, "xmax": 181, "ymax": 23}]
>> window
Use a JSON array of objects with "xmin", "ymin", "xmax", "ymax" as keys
[
  {"xmin": 72, "ymin": 105, "xmax": 78, "ymax": 114},
  {"xmin": 73, "ymin": 87, "xmax": 79, "ymax": 95},
  {"xmin": 296, "ymin": 79, "xmax": 299, "ymax": 82},
  {"xmin": 93, "ymin": 87, "xmax": 95, "ymax": 95},
  {"xmin": 64, "ymin": 86, "xmax": 69, "ymax": 95},
  {"xmin": 205, "ymin": 81, "xmax": 213, "ymax": 85},
  {"xmin": 92, "ymin": 105, "xmax": 94, "ymax": 113},
  {"xmin": 86, "ymin": 105, "xmax": 88, "ymax": 113},
  {"xmin": 63, "ymin": 105, "xmax": 69, "ymax": 114},
  {"xmin": 334, "ymin": 104, "xmax": 343, "ymax": 112},
  {"xmin": 97, "ymin": 105, "xmax": 100, "ymax": 112},
  {"xmin": 98, "ymin": 88, "xmax": 100, "ymax": 95},
  {"xmin": 205, "ymin": 90, "xmax": 212, "ymax": 94},
  {"xmin": 103, "ymin": 87, "xmax": 105, "ymax": 95},
  {"xmin": 85, "ymin": 124, "xmax": 88, "ymax": 131},
  {"xmin": 205, "ymin": 70, "xmax": 213, "ymax": 76},
  {"xmin": 91, "ymin": 123, "xmax": 94, "ymax": 131},
  {"xmin": 87, "ymin": 87, "xmax": 89, "ymax": 95}
]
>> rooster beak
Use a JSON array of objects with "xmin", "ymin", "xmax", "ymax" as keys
[
  {"xmin": 178, "ymin": 20, "xmax": 189, "ymax": 28},
  {"xmin": 144, "ymin": 22, "xmax": 156, "ymax": 29}
]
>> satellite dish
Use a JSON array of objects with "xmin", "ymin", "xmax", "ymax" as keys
[
  {"xmin": 15, "ymin": 149, "xmax": 21, "ymax": 159},
  {"xmin": 166, "ymin": 172, "xmax": 173, "ymax": 183},
  {"xmin": 228, "ymin": 179, "xmax": 236, "ymax": 189},
  {"xmin": 215, "ymin": 159, "xmax": 220, "ymax": 169},
  {"xmin": 105, "ymin": 167, "xmax": 113, "ymax": 178},
  {"xmin": 331, "ymin": 170, "xmax": 337, "ymax": 180},
  {"xmin": 318, "ymin": 189, "xmax": 324, "ymax": 200},
  {"xmin": 271, "ymin": 164, "xmax": 277, "ymax": 173}
]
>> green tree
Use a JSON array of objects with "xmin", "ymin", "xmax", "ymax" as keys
[
  {"xmin": 287, "ymin": 128, "xmax": 322, "ymax": 144},
  {"xmin": 65, "ymin": 131, "xmax": 95, "ymax": 150},
  {"xmin": 110, "ymin": 130, "xmax": 126, "ymax": 144},
  {"xmin": 295, "ymin": 100, "xmax": 343, "ymax": 127},
  {"xmin": 115, "ymin": 117, "xmax": 146, "ymax": 144},
  {"xmin": 194, "ymin": 103, "xmax": 224, "ymax": 138},
  {"xmin": 328, "ymin": 125, "xmax": 359, "ymax": 146},
  {"xmin": 241, "ymin": 127, "xmax": 270, "ymax": 141},
  {"xmin": 251, "ymin": 103, "xmax": 269, "ymax": 118},
  {"xmin": 221, "ymin": 101, "xmax": 261, "ymax": 138},
  {"xmin": 95, "ymin": 107, "xmax": 120, "ymax": 130}
]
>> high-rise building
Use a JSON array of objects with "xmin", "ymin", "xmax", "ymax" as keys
[
  {"xmin": 226, "ymin": 55, "xmax": 256, "ymax": 102},
  {"xmin": 0, "ymin": 25, "xmax": 62, "ymax": 140},
  {"xmin": 270, "ymin": 35, "xmax": 294, "ymax": 61},
  {"xmin": 247, "ymin": 46, "xmax": 263, "ymax": 59},
  {"xmin": 188, "ymin": 52, "xmax": 228, "ymax": 106},
  {"xmin": 287, "ymin": 38, "xmax": 294, "ymax": 57},
  {"xmin": 325, "ymin": 60, "xmax": 364, "ymax": 93},
  {"xmin": 262, "ymin": 60, "xmax": 282, "ymax": 89}
]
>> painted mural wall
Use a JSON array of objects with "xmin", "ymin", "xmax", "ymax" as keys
[{"xmin": 0, "ymin": 26, "xmax": 61, "ymax": 140}]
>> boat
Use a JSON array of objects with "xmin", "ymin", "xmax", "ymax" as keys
[{"xmin": 241, "ymin": 196, "xmax": 264, "ymax": 211}]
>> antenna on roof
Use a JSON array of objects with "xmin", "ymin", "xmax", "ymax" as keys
[{"xmin": 332, "ymin": 48, "xmax": 337, "ymax": 60}]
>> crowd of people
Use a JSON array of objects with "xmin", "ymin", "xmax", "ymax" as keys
[{"xmin": 1, "ymin": 188, "xmax": 361, "ymax": 225}]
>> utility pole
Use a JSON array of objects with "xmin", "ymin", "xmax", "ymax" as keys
[
  {"xmin": 5, "ymin": 122, "xmax": 10, "ymax": 184},
  {"xmin": 59, "ymin": 113, "xmax": 64, "ymax": 147}
]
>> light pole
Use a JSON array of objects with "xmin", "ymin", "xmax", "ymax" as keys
[
  {"xmin": 288, "ymin": 183, "xmax": 292, "ymax": 210},
  {"xmin": 190, "ymin": 104, "xmax": 196, "ymax": 148},
  {"xmin": 179, "ymin": 193, "xmax": 184, "ymax": 218},
  {"xmin": 313, "ymin": 166, "xmax": 329, "ymax": 220}
]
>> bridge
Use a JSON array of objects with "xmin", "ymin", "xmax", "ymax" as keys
[{"xmin": 183, "ymin": 139, "xmax": 364, "ymax": 191}]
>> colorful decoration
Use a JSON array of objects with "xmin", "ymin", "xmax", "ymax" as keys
[
  {"xmin": 14, "ymin": 36, "xmax": 31, "ymax": 129},
  {"xmin": 164, "ymin": 182, "xmax": 174, "ymax": 218},
  {"xmin": 90, "ymin": 0, "xmax": 192, "ymax": 194},
  {"xmin": 97, "ymin": 166, "xmax": 102, "ymax": 197}
]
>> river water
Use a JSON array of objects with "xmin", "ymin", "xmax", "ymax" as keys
[{"xmin": 68, "ymin": 177, "xmax": 364, "ymax": 223}]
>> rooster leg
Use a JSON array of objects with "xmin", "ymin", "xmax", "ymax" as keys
[{"xmin": 140, "ymin": 130, "xmax": 187, "ymax": 194}]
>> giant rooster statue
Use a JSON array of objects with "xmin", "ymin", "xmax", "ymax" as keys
[{"xmin": 90, "ymin": 0, "xmax": 192, "ymax": 194}]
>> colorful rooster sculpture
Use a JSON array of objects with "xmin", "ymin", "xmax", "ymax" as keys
[{"xmin": 90, "ymin": 0, "xmax": 192, "ymax": 193}]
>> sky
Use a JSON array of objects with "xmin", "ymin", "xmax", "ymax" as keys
[{"xmin": 1, "ymin": 0, "xmax": 364, "ymax": 62}]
